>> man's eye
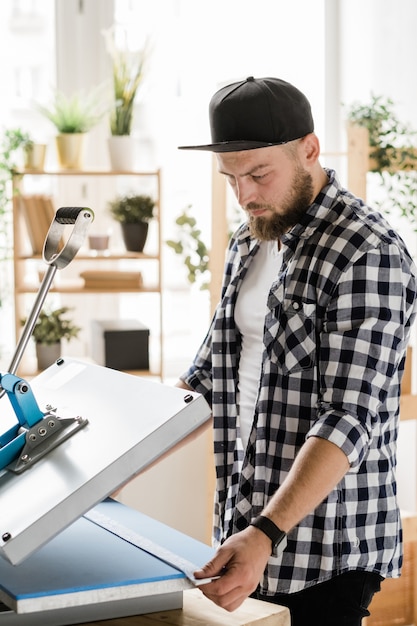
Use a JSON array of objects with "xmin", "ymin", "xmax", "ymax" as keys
[{"xmin": 252, "ymin": 173, "xmax": 267, "ymax": 181}]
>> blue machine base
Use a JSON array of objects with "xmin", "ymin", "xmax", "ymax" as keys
[{"xmin": 0, "ymin": 499, "xmax": 215, "ymax": 625}]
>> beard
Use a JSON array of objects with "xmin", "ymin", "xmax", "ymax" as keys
[{"xmin": 247, "ymin": 165, "xmax": 314, "ymax": 241}]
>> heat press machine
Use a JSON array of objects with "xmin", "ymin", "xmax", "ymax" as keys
[{"xmin": 0, "ymin": 208, "xmax": 213, "ymax": 625}]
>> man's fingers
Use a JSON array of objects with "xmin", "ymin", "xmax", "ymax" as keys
[
  {"xmin": 197, "ymin": 577, "xmax": 249, "ymax": 612},
  {"xmin": 194, "ymin": 551, "xmax": 230, "ymax": 578}
]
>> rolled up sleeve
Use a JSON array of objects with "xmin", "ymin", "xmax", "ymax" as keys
[{"xmin": 308, "ymin": 242, "xmax": 416, "ymax": 470}]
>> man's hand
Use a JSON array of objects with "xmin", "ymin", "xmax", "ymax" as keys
[
  {"xmin": 193, "ymin": 437, "xmax": 350, "ymax": 613},
  {"xmin": 193, "ymin": 525, "xmax": 272, "ymax": 612}
]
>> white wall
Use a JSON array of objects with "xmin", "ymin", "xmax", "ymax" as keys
[{"xmin": 340, "ymin": 0, "xmax": 417, "ymax": 128}]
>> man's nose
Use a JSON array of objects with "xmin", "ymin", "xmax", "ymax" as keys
[{"xmin": 234, "ymin": 178, "xmax": 257, "ymax": 206}]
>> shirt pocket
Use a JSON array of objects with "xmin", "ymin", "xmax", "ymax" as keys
[{"xmin": 268, "ymin": 300, "xmax": 316, "ymax": 375}]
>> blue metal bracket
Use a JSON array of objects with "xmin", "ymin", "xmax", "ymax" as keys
[
  {"xmin": 0, "ymin": 371, "xmax": 88, "ymax": 474},
  {"xmin": 0, "ymin": 373, "xmax": 45, "ymax": 471},
  {"xmin": 1, "ymin": 374, "xmax": 45, "ymax": 428}
]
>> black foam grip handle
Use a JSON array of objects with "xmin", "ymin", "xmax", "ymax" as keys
[{"xmin": 55, "ymin": 207, "xmax": 89, "ymax": 224}]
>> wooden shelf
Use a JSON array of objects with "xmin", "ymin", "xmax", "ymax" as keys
[
  {"xmin": 17, "ymin": 284, "xmax": 161, "ymax": 294},
  {"xmin": 18, "ymin": 168, "xmax": 160, "ymax": 177},
  {"xmin": 17, "ymin": 251, "xmax": 159, "ymax": 261},
  {"xmin": 12, "ymin": 169, "xmax": 165, "ymax": 380}
]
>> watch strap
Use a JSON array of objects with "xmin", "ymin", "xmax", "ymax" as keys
[{"xmin": 250, "ymin": 515, "xmax": 286, "ymax": 553}]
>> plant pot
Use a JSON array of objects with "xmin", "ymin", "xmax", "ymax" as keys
[
  {"xmin": 108, "ymin": 136, "xmax": 135, "ymax": 171},
  {"xmin": 36, "ymin": 342, "xmax": 61, "ymax": 370},
  {"xmin": 55, "ymin": 133, "xmax": 86, "ymax": 169},
  {"xmin": 23, "ymin": 143, "xmax": 47, "ymax": 171},
  {"xmin": 88, "ymin": 232, "xmax": 111, "ymax": 255},
  {"xmin": 120, "ymin": 222, "xmax": 149, "ymax": 252}
]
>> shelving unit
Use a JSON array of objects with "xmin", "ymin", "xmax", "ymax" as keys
[{"xmin": 12, "ymin": 168, "xmax": 164, "ymax": 379}]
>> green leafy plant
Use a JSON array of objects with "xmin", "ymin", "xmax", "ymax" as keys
[
  {"xmin": 0, "ymin": 128, "xmax": 32, "ymax": 178},
  {"xmin": 347, "ymin": 94, "xmax": 417, "ymax": 230},
  {"xmin": 108, "ymin": 194, "xmax": 155, "ymax": 224},
  {"xmin": 37, "ymin": 87, "xmax": 106, "ymax": 134},
  {"xmin": 347, "ymin": 94, "xmax": 417, "ymax": 171},
  {"xmin": 21, "ymin": 306, "xmax": 81, "ymax": 345},
  {"xmin": 166, "ymin": 206, "xmax": 210, "ymax": 290},
  {"xmin": 103, "ymin": 27, "xmax": 148, "ymax": 136},
  {"xmin": 0, "ymin": 128, "xmax": 33, "ymax": 267}
]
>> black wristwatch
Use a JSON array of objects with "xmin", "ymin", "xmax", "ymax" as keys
[{"xmin": 250, "ymin": 515, "xmax": 286, "ymax": 553}]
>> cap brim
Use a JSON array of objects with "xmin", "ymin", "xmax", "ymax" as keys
[{"xmin": 178, "ymin": 140, "xmax": 284, "ymax": 153}]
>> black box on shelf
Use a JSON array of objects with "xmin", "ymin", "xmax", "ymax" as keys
[{"xmin": 91, "ymin": 319, "xmax": 150, "ymax": 371}]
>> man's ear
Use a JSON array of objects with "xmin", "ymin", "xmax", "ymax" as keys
[{"xmin": 300, "ymin": 133, "xmax": 320, "ymax": 164}]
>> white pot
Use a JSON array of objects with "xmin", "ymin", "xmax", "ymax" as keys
[{"xmin": 108, "ymin": 135, "xmax": 135, "ymax": 171}]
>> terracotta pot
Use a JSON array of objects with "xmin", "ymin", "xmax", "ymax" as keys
[{"xmin": 120, "ymin": 222, "xmax": 149, "ymax": 252}]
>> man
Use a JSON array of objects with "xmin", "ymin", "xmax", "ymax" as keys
[{"xmin": 177, "ymin": 76, "xmax": 417, "ymax": 625}]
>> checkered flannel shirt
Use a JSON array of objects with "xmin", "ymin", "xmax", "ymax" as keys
[{"xmin": 181, "ymin": 169, "xmax": 417, "ymax": 595}]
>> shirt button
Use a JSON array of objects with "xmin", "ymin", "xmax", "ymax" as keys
[
  {"xmin": 292, "ymin": 301, "xmax": 301, "ymax": 310},
  {"xmin": 352, "ymin": 537, "xmax": 360, "ymax": 548}
]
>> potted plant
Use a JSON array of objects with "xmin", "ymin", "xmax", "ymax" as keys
[
  {"xmin": 0, "ymin": 128, "xmax": 34, "ymax": 262},
  {"xmin": 102, "ymin": 27, "xmax": 148, "ymax": 170},
  {"xmin": 0, "ymin": 126, "xmax": 46, "ymax": 173},
  {"xmin": 108, "ymin": 193, "xmax": 155, "ymax": 252},
  {"xmin": 23, "ymin": 140, "xmax": 47, "ymax": 171},
  {"xmin": 0, "ymin": 127, "xmax": 33, "ymax": 193},
  {"xmin": 166, "ymin": 204, "xmax": 241, "ymax": 290},
  {"xmin": 346, "ymin": 94, "xmax": 417, "ymax": 230},
  {"xmin": 166, "ymin": 206, "xmax": 210, "ymax": 290},
  {"xmin": 21, "ymin": 306, "xmax": 81, "ymax": 370},
  {"xmin": 37, "ymin": 87, "xmax": 106, "ymax": 169}
]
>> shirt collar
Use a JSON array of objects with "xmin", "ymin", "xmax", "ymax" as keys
[{"xmin": 281, "ymin": 168, "xmax": 341, "ymax": 249}]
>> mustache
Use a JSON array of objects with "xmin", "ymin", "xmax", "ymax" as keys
[{"xmin": 245, "ymin": 202, "xmax": 273, "ymax": 212}]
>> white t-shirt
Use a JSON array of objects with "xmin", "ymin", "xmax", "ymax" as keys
[{"xmin": 234, "ymin": 241, "xmax": 283, "ymax": 449}]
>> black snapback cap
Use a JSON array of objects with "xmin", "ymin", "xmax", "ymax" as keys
[{"xmin": 178, "ymin": 76, "xmax": 314, "ymax": 153}]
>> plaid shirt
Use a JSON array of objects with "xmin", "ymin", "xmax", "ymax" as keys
[{"xmin": 181, "ymin": 169, "xmax": 417, "ymax": 595}]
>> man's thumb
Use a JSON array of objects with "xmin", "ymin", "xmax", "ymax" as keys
[{"xmin": 194, "ymin": 553, "xmax": 226, "ymax": 579}]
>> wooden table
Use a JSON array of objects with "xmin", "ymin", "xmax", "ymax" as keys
[{"xmin": 77, "ymin": 588, "xmax": 290, "ymax": 626}]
